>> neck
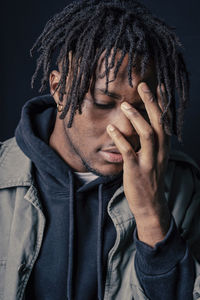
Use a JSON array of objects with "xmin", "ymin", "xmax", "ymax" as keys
[{"xmin": 49, "ymin": 114, "xmax": 87, "ymax": 172}]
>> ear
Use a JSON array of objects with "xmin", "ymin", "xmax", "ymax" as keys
[{"xmin": 49, "ymin": 70, "xmax": 61, "ymax": 104}]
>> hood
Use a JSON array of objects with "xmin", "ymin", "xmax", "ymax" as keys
[{"xmin": 15, "ymin": 94, "xmax": 123, "ymax": 300}]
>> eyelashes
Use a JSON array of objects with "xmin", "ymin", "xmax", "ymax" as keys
[
  {"xmin": 93, "ymin": 100, "xmax": 147, "ymax": 114},
  {"xmin": 93, "ymin": 101, "xmax": 115, "ymax": 109}
]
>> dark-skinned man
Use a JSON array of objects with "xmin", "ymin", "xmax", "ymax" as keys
[{"xmin": 0, "ymin": 1, "xmax": 200, "ymax": 299}]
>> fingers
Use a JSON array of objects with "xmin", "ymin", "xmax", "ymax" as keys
[
  {"xmin": 137, "ymin": 83, "xmax": 163, "ymax": 136},
  {"xmin": 107, "ymin": 82, "xmax": 171, "ymax": 170},
  {"xmin": 137, "ymin": 83, "xmax": 170, "ymax": 159},
  {"xmin": 106, "ymin": 124, "xmax": 138, "ymax": 166},
  {"xmin": 120, "ymin": 102, "xmax": 155, "ymax": 168}
]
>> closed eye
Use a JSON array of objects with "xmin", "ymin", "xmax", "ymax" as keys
[
  {"xmin": 93, "ymin": 101, "xmax": 115, "ymax": 109},
  {"xmin": 93, "ymin": 99, "xmax": 147, "ymax": 113}
]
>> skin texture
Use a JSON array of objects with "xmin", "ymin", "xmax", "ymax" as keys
[{"xmin": 49, "ymin": 54, "xmax": 171, "ymax": 247}]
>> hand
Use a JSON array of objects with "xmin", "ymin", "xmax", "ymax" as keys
[{"xmin": 107, "ymin": 82, "xmax": 171, "ymax": 247}]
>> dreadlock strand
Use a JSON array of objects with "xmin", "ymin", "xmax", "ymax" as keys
[
  {"xmin": 30, "ymin": 0, "xmax": 190, "ymax": 142},
  {"xmin": 113, "ymin": 46, "xmax": 127, "ymax": 80},
  {"xmin": 126, "ymin": 27, "xmax": 134, "ymax": 88}
]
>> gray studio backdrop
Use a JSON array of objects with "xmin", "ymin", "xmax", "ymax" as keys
[{"xmin": 1, "ymin": 0, "xmax": 200, "ymax": 165}]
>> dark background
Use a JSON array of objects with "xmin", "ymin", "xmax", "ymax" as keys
[{"xmin": 1, "ymin": 0, "xmax": 200, "ymax": 166}]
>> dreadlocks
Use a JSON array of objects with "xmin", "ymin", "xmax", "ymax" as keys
[{"xmin": 30, "ymin": 0, "xmax": 189, "ymax": 142}]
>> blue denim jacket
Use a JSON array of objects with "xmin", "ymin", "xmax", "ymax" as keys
[{"xmin": 0, "ymin": 137, "xmax": 200, "ymax": 300}]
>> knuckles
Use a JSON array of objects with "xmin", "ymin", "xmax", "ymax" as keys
[
  {"xmin": 129, "ymin": 109, "xmax": 140, "ymax": 118},
  {"xmin": 124, "ymin": 148, "xmax": 135, "ymax": 158},
  {"xmin": 142, "ymin": 129, "xmax": 154, "ymax": 141}
]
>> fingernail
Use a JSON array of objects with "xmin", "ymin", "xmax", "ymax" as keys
[
  {"xmin": 140, "ymin": 83, "xmax": 154, "ymax": 102},
  {"xmin": 121, "ymin": 102, "xmax": 132, "ymax": 110},
  {"xmin": 140, "ymin": 83, "xmax": 150, "ymax": 93},
  {"xmin": 107, "ymin": 124, "xmax": 115, "ymax": 132}
]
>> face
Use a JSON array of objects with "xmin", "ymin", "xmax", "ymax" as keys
[{"xmin": 50, "ymin": 54, "xmax": 157, "ymax": 177}]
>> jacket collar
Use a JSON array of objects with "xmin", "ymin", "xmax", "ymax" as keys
[{"xmin": 0, "ymin": 137, "xmax": 33, "ymax": 189}]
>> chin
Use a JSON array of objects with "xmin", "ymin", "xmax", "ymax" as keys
[
  {"xmin": 102, "ymin": 165, "xmax": 123, "ymax": 176},
  {"xmin": 92, "ymin": 164, "xmax": 123, "ymax": 177},
  {"xmin": 82, "ymin": 158, "xmax": 123, "ymax": 177}
]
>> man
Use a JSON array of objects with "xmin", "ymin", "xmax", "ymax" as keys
[{"xmin": 0, "ymin": 0, "xmax": 200, "ymax": 299}]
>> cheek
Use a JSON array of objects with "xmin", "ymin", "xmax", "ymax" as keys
[
  {"xmin": 69, "ymin": 111, "xmax": 106, "ymax": 140},
  {"xmin": 73, "ymin": 102, "xmax": 110, "ymax": 137}
]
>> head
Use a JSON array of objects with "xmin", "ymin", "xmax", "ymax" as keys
[{"xmin": 30, "ymin": 0, "xmax": 189, "ymax": 177}]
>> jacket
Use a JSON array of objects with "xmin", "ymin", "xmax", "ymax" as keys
[{"xmin": 0, "ymin": 137, "xmax": 200, "ymax": 300}]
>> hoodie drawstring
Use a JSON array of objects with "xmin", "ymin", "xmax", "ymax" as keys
[
  {"xmin": 67, "ymin": 171, "xmax": 74, "ymax": 300},
  {"xmin": 97, "ymin": 184, "xmax": 104, "ymax": 300}
]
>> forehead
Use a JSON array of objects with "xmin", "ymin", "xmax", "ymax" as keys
[{"xmin": 94, "ymin": 51, "xmax": 157, "ymax": 97}]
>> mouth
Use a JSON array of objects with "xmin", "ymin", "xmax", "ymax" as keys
[{"xmin": 99, "ymin": 148, "xmax": 123, "ymax": 163}]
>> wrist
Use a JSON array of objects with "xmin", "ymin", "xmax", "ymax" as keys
[{"xmin": 134, "ymin": 206, "xmax": 171, "ymax": 247}]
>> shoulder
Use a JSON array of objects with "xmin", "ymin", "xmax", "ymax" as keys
[
  {"xmin": 166, "ymin": 148, "xmax": 200, "ymax": 196},
  {"xmin": 163, "ymin": 149, "xmax": 200, "ymax": 261},
  {"xmin": 0, "ymin": 137, "xmax": 33, "ymax": 188},
  {"xmin": 169, "ymin": 149, "xmax": 200, "ymax": 173},
  {"xmin": 167, "ymin": 149, "xmax": 200, "ymax": 188}
]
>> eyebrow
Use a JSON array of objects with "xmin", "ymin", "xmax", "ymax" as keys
[
  {"xmin": 95, "ymin": 88, "xmax": 121, "ymax": 100},
  {"xmin": 94, "ymin": 87, "xmax": 145, "ymax": 107}
]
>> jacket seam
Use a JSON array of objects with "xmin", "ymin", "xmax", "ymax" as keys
[
  {"xmin": 0, "ymin": 180, "xmax": 33, "ymax": 189},
  {"xmin": 18, "ymin": 196, "xmax": 46, "ymax": 299}
]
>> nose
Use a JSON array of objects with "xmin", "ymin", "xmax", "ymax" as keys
[{"xmin": 111, "ymin": 106, "xmax": 136, "ymax": 138}]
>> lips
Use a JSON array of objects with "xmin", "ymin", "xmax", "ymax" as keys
[
  {"xmin": 100, "ymin": 148, "xmax": 123, "ymax": 163},
  {"xmin": 101, "ymin": 147, "xmax": 121, "ymax": 154}
]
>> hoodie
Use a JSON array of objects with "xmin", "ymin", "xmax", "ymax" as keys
[{"xmin": 15, "ymin": 94, "xmax": 123, "ymax": 300}]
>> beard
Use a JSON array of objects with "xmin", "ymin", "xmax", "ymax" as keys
[{"xmin": 80, "ymin": 156, "xmax": 123, "ymax": 181}]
